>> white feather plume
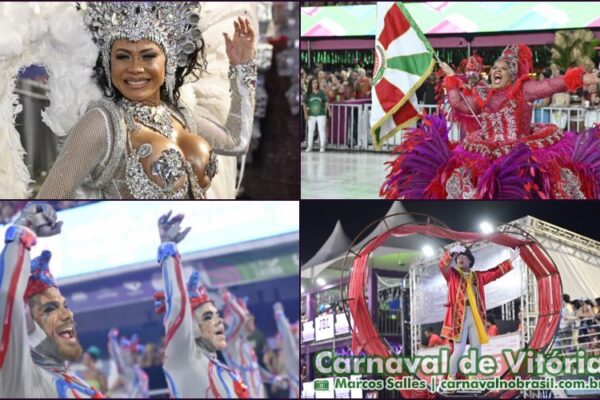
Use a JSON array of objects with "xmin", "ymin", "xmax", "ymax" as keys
[
  {"xmin": 191, "ymin": 2, "xmax": 258, "ymax": 199},
  {"xmin": 0, "ymin": 2, "xmax": 101, "ymax": 198},
  {"xmin": 0, "ymin": 2, "xmax": 255, "ymax": 199}
]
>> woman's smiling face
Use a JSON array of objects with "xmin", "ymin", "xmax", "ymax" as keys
[
  {"xmin": 110, "ymin": 39, "xmax": 166, "ymax": 106},
  {"xmin": 489, "ymin": 60, "xmax": 513, "ymax": 89}
]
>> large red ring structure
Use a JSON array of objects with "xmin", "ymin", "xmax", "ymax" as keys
[{"xmin": 341, "ymin": 214, "xmax": 562, "ymax": 398}]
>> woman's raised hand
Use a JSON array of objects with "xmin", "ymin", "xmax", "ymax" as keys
[{"xmin": 223, "ymin": 17, "xmax": 256, "ymax": 65}]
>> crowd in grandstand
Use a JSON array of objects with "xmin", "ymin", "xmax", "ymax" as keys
[
  {"xmin": 420, "ymin": 294, "xmax": 600, "ymax": 355},
  {"xmin": 301, "ymin": 60, "xmax": 600, "ymax": 151}
]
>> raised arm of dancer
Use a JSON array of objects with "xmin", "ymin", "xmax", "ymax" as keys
[
  {"xmin": 0, "ymin": 203, "xmax": 61, "ymax": 397},
  {"xmin": 439, "ymin": 244, "xmax": 464, "ymax": 280},
  {"xmin": 107, "ymin": 329, "xmax": 125, "ymax": 375},
  {"xmin": 221, "ymin": 289, "xmax": 249, "ymax": 342},
  {"xmin": 522, "ymin": 67, "xmax": 600, "ymax": 102},
  {"xmin": 273, "ymin": 302, "xmax": 299, "ymax": 396},
  {"xmin": 479, "ymin": 247, "xmax": 518, "ymax": 285},
  {"xmin": 157, "ymin": 212, "xmax": 195, "ymax": 367}
]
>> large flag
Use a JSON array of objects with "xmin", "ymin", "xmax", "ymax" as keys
[{"xmin": 370, "ymin": 2, "xmax": 435, "ymax": 149}]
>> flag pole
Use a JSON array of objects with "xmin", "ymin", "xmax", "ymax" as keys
[{"xmin": 433, "ymin": 52, "xmax": 483, "ymax": 129}]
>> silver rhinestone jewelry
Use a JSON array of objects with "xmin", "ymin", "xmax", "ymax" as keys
[
  {"xmin": 205, "ymin": 151, "xmax": 218, "ymax": 179},
  {"xmin": 125, "ymin": 147, "xmax": 188, "ymax": 199},
  {"xmin": 120, "ymin": 99, "xmax": 174, "ymax": 139},
  {"xmin": 496, "ymin": 45, "xmax": 519, "ymax": 77},
  {"xmin": 151, "ymin": 148, "xmax": 185, "ymax": 190},
  {"xmin": 79, "ymin": 2, "xmax": 203, "ymax": 104},
  {"xmin": 228, "ymin": 60, "xmax": 258, "ymax": 93},
  {"xmin": 138, "ymin": 143, "xmax": 153, "ymax": 159}
]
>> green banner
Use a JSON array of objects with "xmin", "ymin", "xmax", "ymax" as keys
[{"xmin": 199, "ymin": 246, "xmax": 299, "ymax": 286}]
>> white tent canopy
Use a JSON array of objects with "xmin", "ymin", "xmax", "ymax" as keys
[
  {"xmin": 528, "ymin": 216, "xmax": 600, "ymax": 299},
  {"xmin": 301, "ymin": 201, "xmax": 422, "ymax": 283},
  {"xmin": 354, "ymin": 201, "xmax": 421, "ymax": 250},
  {"xmin": 302, "ymin": 220, "xmax": 351, "ymax": 271}
]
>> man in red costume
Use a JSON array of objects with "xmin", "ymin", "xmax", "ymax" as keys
[{"xmin": 439, "ymin": 244, "xmax": 520, "ymax": 378}]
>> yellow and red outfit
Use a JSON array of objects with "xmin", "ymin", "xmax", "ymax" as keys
[{"xmin": 438, "ymin": 250, "xmax": 512, "ymax": 343}]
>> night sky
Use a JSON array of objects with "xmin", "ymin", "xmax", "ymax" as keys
[{"xmin": 300, "ymin": 201, "xmax": 600, "ymax": 264}]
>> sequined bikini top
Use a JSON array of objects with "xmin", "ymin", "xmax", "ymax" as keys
[{"xmin": 120, "ymin": 100, "xmax": 218, "ymax": 199}]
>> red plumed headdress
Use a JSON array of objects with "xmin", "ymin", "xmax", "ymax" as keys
[
  {"xmin": 463, "ymin": 53, "xmax": 483, "ymax": 75},
  {"xmin": 497, "ymin": 44, "xmax": 532, "ymax": 79},
  {"xmin": 153, "ymin": 271, "xmax": 211, "ymax": 315}
]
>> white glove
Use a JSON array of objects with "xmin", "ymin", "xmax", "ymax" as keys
[
  {"xmin": 15, "ymin": 202, "xmax": 63, "ymax": 237},
  {"xmin": 158, "ymin": 211, "xmax": 191, "ymax": 244},
  {"xmin": 273, "ymin": 302, "xmax": 284, "ymax": 313},
  {"xmin": 509, "ymin": 247, "xmax": 521, "ymax": 264},
  {"xmin": 449, "ymin": 245, "xmax": 466, "ymax": 255}
]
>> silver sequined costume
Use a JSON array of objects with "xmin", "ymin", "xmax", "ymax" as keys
[{"xmin": 37, "ymin": 62, "xmax": 255, "ymax": 199}]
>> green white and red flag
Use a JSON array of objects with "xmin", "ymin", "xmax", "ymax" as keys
[{"xmin": 370, "ymin": 2, "xmax": 435, "ymax": 149}]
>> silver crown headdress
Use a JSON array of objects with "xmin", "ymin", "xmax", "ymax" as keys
[
  {"xmin": 79, "ymin": 2, "xmax": 203, "ymax": 103},
  {"xmin": 496, "ymin": 45, "xmax": 519, "ymax": 77}
]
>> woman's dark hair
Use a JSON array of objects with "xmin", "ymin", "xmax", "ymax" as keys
[
  {"xmin": 93, "ymin": 36, "xmax": 207, "ymax": 107},
  {"xmin": 308, "ymin": 78, "xmax": 319, "ymax": 91}
]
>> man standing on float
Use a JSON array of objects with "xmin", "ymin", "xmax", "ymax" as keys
[{"xmin": 439, "ymin": 244, "xmax": 520, "ymax": 378}]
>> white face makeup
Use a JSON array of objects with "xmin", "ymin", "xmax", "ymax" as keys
[
  {"xmin": 456, "ymin": 254, "xmax": 472, "ymax": 271},
  {"xmin": 194, "ymin": 302, "xmax": 226, "ymax": 351}
]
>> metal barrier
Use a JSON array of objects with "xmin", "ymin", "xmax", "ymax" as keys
[
  {"xmin": 328, "ymin": 102, "xmax": 371, "ymax": 150},
  {"xmin": 378, "ymin": 308, "xmax": 402, "ymax": 336},
  {"xmin": 533, "ymin": 106, "xmax": 594, "ymax": 132},
  {"xmin": 317, "ymin": 102, "xmax": 600, "ymax": 153},
  {"xmin": 324, "ymin": 103, "xmax": 462, "ymax": 152},
  {"xmin": 551, "ymin": 317, "xmax": 600, "ymax": 356}
]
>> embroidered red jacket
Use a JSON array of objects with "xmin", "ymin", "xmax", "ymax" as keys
[{"xmin": 438, "ymin": 251, "xmax": 512, "ymax": 341}]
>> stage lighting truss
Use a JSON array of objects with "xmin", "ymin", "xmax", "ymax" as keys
[{"xmin": 339, "ymin": 212, "xmax": 563, "ymax": 399}]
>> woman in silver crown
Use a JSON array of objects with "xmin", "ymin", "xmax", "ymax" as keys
[{"xmin": 37, "ymin": 2, "xmax": 257, "ymax": 199}]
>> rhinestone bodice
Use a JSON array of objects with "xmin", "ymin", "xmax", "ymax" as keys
[
  {"xmin": 122, "ymin": 102, "xmax": 218, "ymax": 199},
  {"xmin": 467, "ymin": 86, "xmax": 532, "ymax": 142}
]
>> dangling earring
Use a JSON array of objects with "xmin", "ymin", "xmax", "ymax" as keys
[
  {"xmin": 102, "ymin": 49, "xmax": 115, "ymax": 97},
  {"xmin": 165, "ymin": 61, "xmax": 176, "ymax": 104}
]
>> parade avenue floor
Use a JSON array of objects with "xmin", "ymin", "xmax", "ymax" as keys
[{"xmin": 301, "ymin": 151, "xmax": 390, "ymax": 199}]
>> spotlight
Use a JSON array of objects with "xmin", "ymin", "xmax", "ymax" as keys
[
  {"xmin": 316, "ymin": 278, "xmax": 326, "ymax": 286},
  {"xmin": 422, "ymin": 245, "xmax": 434, "ymax": 257},
  {"xmin": 301, "ymin": 286, "xmax": 305, "ymax": 293},
  {"xmin": 480, "ymin": 221, "xmax": 494, "ymax": 234}
]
